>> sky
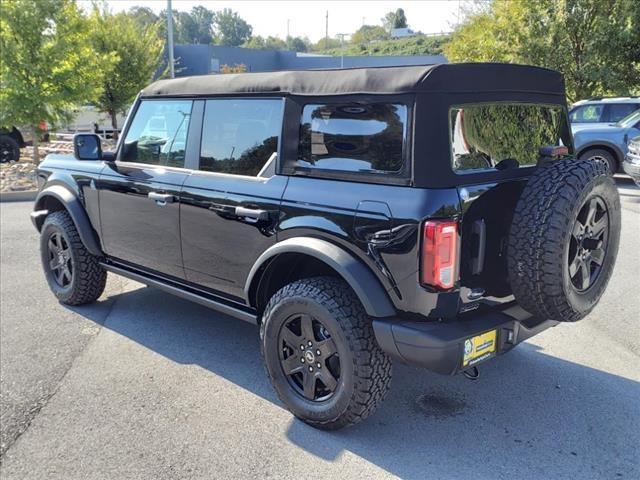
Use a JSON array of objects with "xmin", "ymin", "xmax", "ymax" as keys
[{"xmin": 82, "ymin": 1, "xmax": 466, "ymax": 42}]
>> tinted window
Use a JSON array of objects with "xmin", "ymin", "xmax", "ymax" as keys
[
  {"xmin": 200, "ymin": 99, "xmax": 282, "ymax": 176},
  {"xmin": 450, "ymin": 103, "xmax": 571, "ymax": 172},
  {"xmin": 296, "ymin": 103, "xmax": 407, "ymax": 174},
  {"xmin": 570, "ymin": 104, "xmax": 603, "ymax": 123},
  {"xmin": 606, "ymin": 103, "xmax": 639, "ymax": 122},
  {"xmin": 121, "ymin": 100, "xmax": 192, "ymax": 167}
]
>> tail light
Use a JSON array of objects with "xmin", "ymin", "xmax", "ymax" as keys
[{"xmin": 420, "ymin": 220, "xmax": 458, "ymax": 290}]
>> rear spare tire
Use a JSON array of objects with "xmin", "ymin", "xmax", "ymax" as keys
[{"xmin": 507, "ymin": 159, "xmax": 620, "ymax": 322}]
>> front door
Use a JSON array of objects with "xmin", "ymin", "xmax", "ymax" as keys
[
  {"xmin": 180, "ymin": 98, "xmax": 286, "ymax": 301},
  {"xmin": 98, "ymin": 99, "xmax": 195, "ymax": 279}
]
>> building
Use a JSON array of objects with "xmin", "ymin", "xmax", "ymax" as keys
[{"xmin": 173, "ymin": 45, "xmax": 446, "ymax": 76}]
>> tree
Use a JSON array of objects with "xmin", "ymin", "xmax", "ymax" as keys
[
  {"xmin": 189, "ymin": 6, "xmax": 215, "ymax": 44},
  {"xmin": 286, "ymin": 36, "xmax": 309, "ymax": 52},
  {"xmin": 351, "ymin": 25, "xmax": 389, "ymax": 44},
  {"xmin": 0, "ymin": 0, "xmax": 103, "ymax": 162},
  {"xmin": 444, "ymin": 0, "xmax": 640, "ymax": 101},
  {"xmin": 128, "ymin": 6, "xmax": 159, "ymax": 30},
  {"xmin": 382, "ymin": 8, "xmax": 408, "ymax": 32},
  {"xmin": 214, "ymin": 8, "xmax": 252, "ymax": 46},
  {"xmin": 89, "ymin": 8, "xmax": 164, "ymax": 137}
]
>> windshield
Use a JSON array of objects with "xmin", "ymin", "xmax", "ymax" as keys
[
  {"xmin": 616, "ymin": 109, "xmax": 640, "ymax": 128},
  {"xmin": 450, "ymin": 103, "xmax": 572, "ymax": 172}
]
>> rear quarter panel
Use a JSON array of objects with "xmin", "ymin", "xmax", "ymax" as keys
[{"xmin": 278, "ymin": 176, "xmax": 461, "ymax": 318}]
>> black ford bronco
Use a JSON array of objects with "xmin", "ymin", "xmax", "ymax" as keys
[{"xmin": 31, "ymin": 64, "xmax": 621, "ymax": 429}]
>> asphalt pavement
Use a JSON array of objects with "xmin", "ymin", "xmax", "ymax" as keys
[{"xmin": 0, "ymin": 181, "xmax": 638, "ymax": 479}]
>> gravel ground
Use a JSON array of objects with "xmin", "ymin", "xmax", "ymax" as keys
[{"xmin": 0, "ymin": 181, "xmax": 638, "ymax": 479}]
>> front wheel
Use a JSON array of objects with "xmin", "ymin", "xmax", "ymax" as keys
[
  {"xmin": 40, "ymin": 211, "xmax": 107, "ymax": 305},
  {"xmin": 0, "ymin": 135, "xmax": 20, "ymax": 163},
  {"xmin": 579, "ymin": 148, "xmax": 617, "ymax": 174},
  {"xmin": 260, "ymin": 276, "xmax": 392, "ymax": 430}
]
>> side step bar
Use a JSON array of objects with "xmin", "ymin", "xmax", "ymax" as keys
[{"xmin": 100, "ymin": 262, "xmax": 257, "ymax": 325}]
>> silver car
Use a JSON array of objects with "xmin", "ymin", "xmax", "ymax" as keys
[{"xmin": 623, "ymin": 136, "xmax": 640, "ymax": 185}]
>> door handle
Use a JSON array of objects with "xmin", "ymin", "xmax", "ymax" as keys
[
  {"xmin": 234, "ymin": 206, "xmax": 269, "ymax": 221},
  {"xmin": 148, "ymin": 192, "xmax": 175, "ymax": 205}
]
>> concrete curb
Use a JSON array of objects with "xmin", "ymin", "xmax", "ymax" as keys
[{"xmin": 0, "ymin": 190, "xmax": 37, "ymax": 202}]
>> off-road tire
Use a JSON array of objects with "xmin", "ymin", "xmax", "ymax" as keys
[
  {"xmin": 0, "ymin": 135, "xmax": 20, "ymax": 163},
  {"xmin": 260, "ymin": 276, "xmax": 392, "ymax": 430},
  {"xmin": 579, "ymin": 148, "xmax": 617, "ymax": 174},
  {"xmin": 507, "ymin": 158, "xmax": 620, "ymax": 322},
  {"xmin": 40, "ymin": 211, "xmax": 107, "ymax": 305}
]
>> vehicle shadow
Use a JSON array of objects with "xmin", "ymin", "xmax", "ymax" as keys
[{"xmin": 68, "ymin": 285, "xmax": 639, "ymax": 480}]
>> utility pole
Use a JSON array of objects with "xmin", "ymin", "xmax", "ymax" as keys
[
  {"xmin": 167, "ymin": 0, "xmax": 175, "ymax": 78},
  {"xmin": 337, "ymin": 33, "xmax": 348, "ymax": 68},
  {"xmin": 325, "ymin": 10, "xmax": 329, "ymax": 50},
  {"xmin": 286, "ymin": 19, "xmax": 290, "ymax": 39}
]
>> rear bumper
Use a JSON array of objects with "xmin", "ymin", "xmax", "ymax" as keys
[{"xmin": 372, "ymin": 304, "xmax": 558, "ymax": 375}]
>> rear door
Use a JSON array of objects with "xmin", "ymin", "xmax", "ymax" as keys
[
  {"xmin": 180, "ymin": 97, "xmax": 286, "ymax": 301},
  {"xmin": 98, "ymin": 99, "xmax": 196, "ymax": 279}
]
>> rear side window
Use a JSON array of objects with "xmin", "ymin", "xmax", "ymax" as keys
[
  {"xmin": 606, "ymin": 103, "xmax": 639, "ymax": 123},
  {"xmin": 121, "ymin": 100, "xmax": 193, "ymax": 167},
  {"xmin": 570, "ymin": 104, "xmax": 603, "ymax": 123},
  {"xmin": 450, "ymin": 103, "xmax": 572, "ymax": 172},
  {"xmin": 199, "ymin": 98, "xmax": 283, "ymax": 176},
  {"xmin": 295, "ymin": 103, "xmax": 407, "ymax": 175}
]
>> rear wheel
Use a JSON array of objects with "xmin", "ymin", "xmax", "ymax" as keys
[
  {"xmin": 260, "ymin": 276, "xmax": 391, "ymax": 430},
  {"xmin": 0, "ymin": 135, "xmax": 20, "ymax": 163},
  {"xmin": 579, "ymin": 148, "xmax": 616, "ymax": 174},
  {"xmin": 40, "ymin": 211, "xmax": 107, "ymax": 305}
]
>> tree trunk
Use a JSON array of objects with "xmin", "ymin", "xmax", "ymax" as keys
[
  {"xmin": 32, "ymin": 126, "xmax": 40, "ymax": 164},
  {"xmin": 110, "ymin": 110, "xmax": 119, "ymax": 141}
]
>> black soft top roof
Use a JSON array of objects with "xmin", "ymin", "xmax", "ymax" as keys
[{"xmin": 141, "ymin": 63, "xmax": 565, "ymax": 98}]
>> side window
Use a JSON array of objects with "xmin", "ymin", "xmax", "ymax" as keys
[
  {"xmin": 294, "ymin": 103, "xmax": 407, "ymax": 175},
  {"xmin": 570, "ymin": 104, "xmax": 603, "ymax": 123},
  {"xmin": 605, "ymin": 103, "xmax": 639, "ymax": 123},
  {"xmin": 121, "ymin": 100, "xmax": 193, "ymax": 167},
  {"xmin": 199, "ymin": 99, "xmax": 283, "ymax": 176}
]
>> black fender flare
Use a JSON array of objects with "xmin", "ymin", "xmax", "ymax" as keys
[
  {"xmin": 245, "ymin": 237, "xmax": 396, "ymax": 318},
  {"xmin": 33, "ymin": 185, "xmax": 103, "ymax": 256}
]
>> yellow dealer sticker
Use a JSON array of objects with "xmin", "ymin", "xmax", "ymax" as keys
[{"xmin": 462, "ymin": 330, "xmax": 497, "ymax": 367}]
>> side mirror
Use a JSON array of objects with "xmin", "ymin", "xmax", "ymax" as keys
[{"xmin": 73, "ymin": 133, "xmax": 102, "ymax": 160}]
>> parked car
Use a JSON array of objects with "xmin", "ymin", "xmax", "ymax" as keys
[
  {"xmin": 0, "ymin": 122, "xmax": 49, "ymax": 163},
  {"xmin": 570, "ymin": 97, "xmax": 640, "ymax": 132},
  {"xmin": 0, "ymin": 126, "xmax": 27, "ymax": 163},
  {"xmin": 573, "ymin": 109, "xmax": 640, "ymax": 173},
  {"xmin": 30, "ymin": 64, "xmax": 621, "ymax": 429},
  {"xmin": 63, "ymin": 105, "xmax": 127, "ymax": 138},
  {"xmin": 623, "ymin": 136, "xmax": 640, "ymax": 185}
]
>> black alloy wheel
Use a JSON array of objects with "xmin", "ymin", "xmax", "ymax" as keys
[
  {"xmin": 568, "ymin": 196, "xmax": 609, "ymax": 292},
  {"xmin": 46, "ymin": 230, "xmax": 74, "ymax": 288},
  {"xmin": 278, "ymin": 313, "xmax": 340, "ymax": 402}
]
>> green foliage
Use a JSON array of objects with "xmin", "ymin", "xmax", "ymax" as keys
[
  {"xmin": 445, "ymin": 0, "xmax": 640, "ymax": 101},
  {"xmin": 318, "ymin": 34, "xmax": 449, "ymax": 56},
  {"xmin": 0, "ymin": 0, "xmax": 103, "ymax": 138},
  {"xmin": 286, "ymin": 36, "xmax": 310, "ymax": 53},
  {"xmin": 214, "ymin": 8, "xmax": 252, "ymax": 46},
  {"xmin": 243, "ymin": 35, "xmax": 309, "ymax": 52},
  {"xmin": 351, "ymin": 25, "xmax": 389, "ymax": 45},
  {"xmin": 382, "ymin": 8, "xmax": 408, "ymax": 31},
  {"xmin": 461, "ymin": 104, "xmax": 564, "ymax": 166},
  {"xmin": 310, "ymin": 37, "xmax": 342, "ymax": 51},
  {"xmin": 89, "ymin": 7, "xmax": 164, "ymax": 130}
]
